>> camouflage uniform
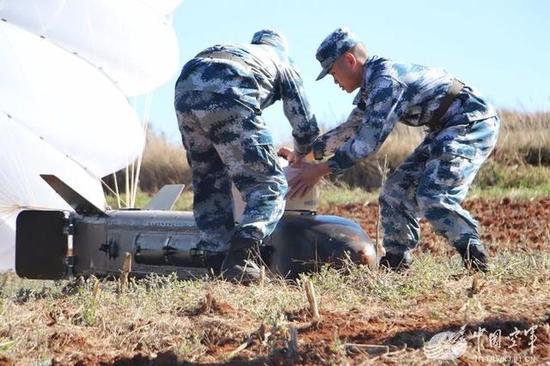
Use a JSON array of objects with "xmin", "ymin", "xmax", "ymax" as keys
[
  {"xmin": 313, "ymin": 28, "xmax": 499, "ymax": 261},
  {"xmin": 174, "ymin": 30, "xmax": 319, "ymax": 252}
]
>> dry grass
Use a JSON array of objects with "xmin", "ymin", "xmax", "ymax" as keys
[
  {"xmin": 339, "ymin": 111, "xmax": 550, "ymax": 189},
  {"xmin": 138, "ymin": 132, "xmax": 191, "ymax": 192},
  {"xmin": 0, "ymin": 252, "xmax": 548, "ymax": 364},
  {"xmin": 103, "ymin": 111, "xmax": 549, "ymax": 194},
  {"xmin": 494, "ymin": 110, "xmax": 550, "ymax": 165}
]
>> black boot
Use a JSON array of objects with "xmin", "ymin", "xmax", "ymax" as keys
[
  {"xmin": 379, "ymin": 251, "xmax": 412, "ymax": 272},
  {"xmin": 205, "ymin": 252, "xmax": 225, "ymax": 275},
  {"xmin": 457, "ymin": 243, "xmax": 489, "ymax": 272},
  {"xmin": 221, "ymin": 236, "xmax": 262, "ymax": 283}
]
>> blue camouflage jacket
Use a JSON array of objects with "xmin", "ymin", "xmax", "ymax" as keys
[
  {"xmin": 175, "ymin": 44, "xmax": 319, "ymax": 155},
  {"xmin": 312, "ymin": 55, "xmax": 497, "ymax": 173}
]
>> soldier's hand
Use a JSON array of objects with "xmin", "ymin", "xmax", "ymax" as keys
[
  {"xmin": 278, "ymin": 147, "xmax": 314, "ymax": 166},
  {"xmin": 277, "ymin": 146, "xmax": 299, "ymax": 165},
  {"xmin": 288, "ymin": 161, "xmax": 330, "ymax": 198}
]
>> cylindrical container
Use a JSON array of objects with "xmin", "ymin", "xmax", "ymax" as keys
[
  {"xmin": 282, "ymin": 165, "xmax": 319, "ymax": 212},
  {"xmin": 232, "ymin": 158, "xmax": 320, "ymax": 222}
]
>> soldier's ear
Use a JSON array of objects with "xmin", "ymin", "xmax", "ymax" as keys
[{"xmin": 343, "ymin": 51, "xmax": 357, "ymax": 68}]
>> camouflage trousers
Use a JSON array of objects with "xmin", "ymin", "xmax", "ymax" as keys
[
  {"xmin": 379, "ymin": 116, "xmax": 500, "ymax": 256},
  {"xmin": 175, "ymin": 90, "xmax": 287, "ymax": 252}
]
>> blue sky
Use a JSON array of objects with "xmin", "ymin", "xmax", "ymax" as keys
[{"xmin": 141, "ymin": 0, "xmax": 549, "ymax": 145}]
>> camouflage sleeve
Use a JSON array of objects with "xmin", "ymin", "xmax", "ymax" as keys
[
  {"xmin": 311, "ymin": 107, "xmax": 363, "ymax": 160},
  {"xmin": 327, "ymin": 76, "xmax": 407, "ymax": 174},
  {"xmin": 279, "ymin": 66, "xmax": 320, "ymax": 156}
]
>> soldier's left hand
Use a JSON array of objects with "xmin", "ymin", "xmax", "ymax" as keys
[{"xmin": 287, "ymin": 161, "xmax": 330, "ymax": 198}]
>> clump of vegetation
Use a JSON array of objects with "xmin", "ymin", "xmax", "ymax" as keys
[
  {"xmin": 493, "ymin": 110, "xmax": 550, "ymax": 165},
  {"xmin": 474, "ymin": 160, "xmax": 550, "ymax": 189}
]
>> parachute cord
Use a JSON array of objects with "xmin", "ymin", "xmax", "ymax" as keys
[
  {"xmin": 131, "ymin": 93, "xmax": 152, "ymax": 208},
  {"xmin": 112, "ymin": 171, "xmax": 121, "ymax": 208},
  {"xmin": 100, "ymin": 178, "xmax": 127, "ymax": 208},
  {"xmin": 125, "ymin": 165, "xmax": 130, "ymax": 208}
]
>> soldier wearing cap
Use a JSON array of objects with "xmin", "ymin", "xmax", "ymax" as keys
[
  {"xmin": 175, "ymin": 30, "xmax": 319, "ymax": 282},
  {"xmin": 285, "ymin": 27, "xmax": 500, "ymax": 272}
]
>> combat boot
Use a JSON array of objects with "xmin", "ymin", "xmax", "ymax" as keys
[
  {"xmin": 221, "ymin": 236, "xmax": 262, "ymax": 283},
  {"xmin": 205, "ymin": 252, "xmax": 225, "ymax": 275},
  {"xmin": 379, "ymin": 251, "xmax": 412, "ymax": 272},
  {"xmin": 457, "ymin": 242, "xmax": 489, "ymax": 272}
]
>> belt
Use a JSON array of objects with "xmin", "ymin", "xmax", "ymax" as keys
[
  {"xmin": 426, "ymin": 79, "xmax": 465, "ymax": 130},
  {"xmin": 196, "ymin": 50, "xmax": 249, "ymax": 69}
]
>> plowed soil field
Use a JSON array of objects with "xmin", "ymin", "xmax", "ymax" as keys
[{"xmin": 325, "ymin": 197, "xmax": 550, "ymax": 255}]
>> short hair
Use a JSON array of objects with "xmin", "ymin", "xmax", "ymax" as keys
[{"xmin": 349, "ymin": 43, "xmax": 368, "ymax": 60}]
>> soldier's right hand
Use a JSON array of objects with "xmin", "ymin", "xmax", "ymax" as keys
[
  {"xmin": 278, "ymin": 147, "xmax": 314, "ymax": 165},
  {"xmin": 277, "ymin": 147, "xmax": 299, "ymax": 165}
]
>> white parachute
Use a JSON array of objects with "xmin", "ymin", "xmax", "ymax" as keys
[{"xmin": 0, "ymin": 0, "xmax": 182, "ymax": 270}]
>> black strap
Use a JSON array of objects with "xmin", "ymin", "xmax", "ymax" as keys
[{"xmin": 426, "ymin": 79, "xmax": 465, "ymax": 130}]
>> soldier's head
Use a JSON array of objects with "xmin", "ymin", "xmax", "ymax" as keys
[
  {"xmin": 315, "ymin": 27, "xmax": 367, "ymax": 93},
  {"xmin": 251, "ymin": 29, "xmax": 289, "ymax": 54}
]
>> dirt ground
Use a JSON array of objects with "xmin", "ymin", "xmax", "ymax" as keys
[
  {"xmin": 325, "ymin": 196, "xmax": 550, "ymax": 255},
  {"xmin": 1, "ymin": 197, "xmax": 548, "ymax": 365},
  {"xmin": 31, "ymin": 311, "xmax": 550, "ymax": 366}
]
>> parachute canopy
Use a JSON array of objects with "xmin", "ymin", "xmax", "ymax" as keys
[{"xmin": 0, "ymin": 0, "xmax": 182, "ymax": 270}]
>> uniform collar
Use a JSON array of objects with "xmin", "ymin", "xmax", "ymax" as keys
[
  {"xmin": 352, "ymin": 55, "xmax": 375, "ymax": 108},
  {"xmin": 361, "ymin": 55, "xmax": 377, "ymax": 90}
]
